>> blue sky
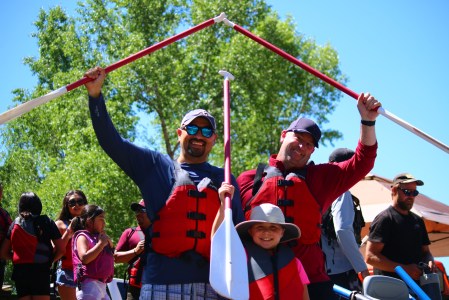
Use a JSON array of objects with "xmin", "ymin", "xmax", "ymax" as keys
[{"xmin": 1, "ymin": 0, "xmax": 448, "ymax": 261}]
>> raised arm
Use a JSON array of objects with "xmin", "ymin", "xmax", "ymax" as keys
[{"xmin": 357, "ymin": 92, "xmax": 381, "ymax": 146}]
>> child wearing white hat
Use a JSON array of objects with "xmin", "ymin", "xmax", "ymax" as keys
[{"xmin": 212, "ymin": 183, "xmax": 310, "ymax": 300}]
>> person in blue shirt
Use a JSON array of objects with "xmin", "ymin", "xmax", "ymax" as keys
[
  {"xmin": 321, "ymin": 148, "xmax": 370, "ymax": 295},
  {"xmin": 84, "ymin": 66, "xmax": 244, "ymax": 299}
]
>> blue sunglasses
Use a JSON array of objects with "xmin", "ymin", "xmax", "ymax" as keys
[
  {"xmin": 398, "ymin": 187, "xmax": 419, "ymax": 197},
  {"xmin": 183, "ymin": 124, "xmax": 214, "ymax": 138}
]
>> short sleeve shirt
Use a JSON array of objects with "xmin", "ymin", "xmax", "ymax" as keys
[{"xmin": 369, "ymin": 206, "xmax": 430, "ymax": 267}]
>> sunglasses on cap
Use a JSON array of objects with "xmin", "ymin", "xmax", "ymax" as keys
[
  {"xmin": 182, "ymin": 124, "xmax": 214, "ymax": 138},
  {"xmin": 68, "ymin": 199, "xmax": 87, "ymax": 207},
  {"xmin": 398, "ymin": 187, "xmax": 419, "ymax": 197}
]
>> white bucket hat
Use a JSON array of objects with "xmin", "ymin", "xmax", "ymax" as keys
[{"xmin": 235, "ymin": 203, "xmax": 301, "ymax": 243}]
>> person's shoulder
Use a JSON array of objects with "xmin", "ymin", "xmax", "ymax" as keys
[
  {"xmin": 372, "ymin": 207, "xmax": 395, "ymax": 224},
  {"xmin": 207, "ymin": 163, "xmax": 224, "ymax": 173},
  {"xmin": 408, "ymin": 210, "xmax": 424, "ymax": 221},
  {"xmin": 54, "ymin": 219, "xmax": 66, "ymax": 228},
  {"xmin": 237, "ymin": 168, "xmax": 256, "ymax": 179},
  {"xmin": 121, "ymin": 227, "xmax": 135, "ymax": 235},
  {"xmin": 0, "ymin": 206, "xmax": 10, "ymax": 214},
  {"xmin": 306, "ymin": 161, "xmax": 332, "ymax": 174}
]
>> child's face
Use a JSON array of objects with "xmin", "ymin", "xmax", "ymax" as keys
[
  {"xmin": 88, "ymin": 212, "xmax": 106, "ymax": 233},
  {"xmin": 248, "ymin": 222, "xmax": 285, "ymax": 250}
]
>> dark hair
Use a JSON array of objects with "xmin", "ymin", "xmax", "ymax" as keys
[
  {"xmin": 18, "ymin": 192, "xmax": 43, "ymax": 219},
  {"xmin": 56, "ymin": 190, "xmax": 88, "ymax": 221},
  {"xmin": 71, "ymin": 204, "xmax": 104, "ymax": 232}
]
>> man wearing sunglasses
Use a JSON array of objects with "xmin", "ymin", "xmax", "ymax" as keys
[
  {"xmin": 84, "ymin": 66, "xmax": 244, "ymax": 299},
  {"xmin": 366, "ymin": 173, "xmax": 435, "ymax": 283}
]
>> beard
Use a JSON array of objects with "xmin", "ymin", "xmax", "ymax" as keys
[
  {"xmin": 185, "ymin": 139, "xmax": 206, "ymax": 157},
  {"xmin": 397, "ymin": 200, "xmax": 413, "ymax": 211}
]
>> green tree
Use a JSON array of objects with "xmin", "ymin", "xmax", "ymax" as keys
[{"xmin": 0, "ymin": 0, "xmax": 345, "ymax": 280}]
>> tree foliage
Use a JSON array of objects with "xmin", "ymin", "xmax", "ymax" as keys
[{"xmin": 0, "ymin": 0, "xmax": 345, "ymax": 279}]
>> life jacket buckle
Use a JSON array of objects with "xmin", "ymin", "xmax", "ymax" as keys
[
  {"xmin": 186, "ymin": 212, "xmax": 206, "ymax": 220},
  {"xmin": 187, "ymin": 190, "xmax": 207, "ymax": 198},
  {"xmin": 277, "ymin": 199, "xmax": 294, "ymax": 206},
  {"xmin": 277, "ymin": 179, "xmax": 294, "ymax": 187},
  {"xmin": 186, "ymin": 230, "xmax": 206, "ymax": 239}
]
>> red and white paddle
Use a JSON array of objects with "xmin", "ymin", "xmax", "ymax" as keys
[
  {"xmin": 210, "ymin": 70, "xmax": 249, "ymax": 300},
  {"xmin": 222, "ymin": 18, "xmax": 449, "ymax": 155},
  {"xmin": 0, "ymin": 13, "xmax": 227, "ymax": 125}
]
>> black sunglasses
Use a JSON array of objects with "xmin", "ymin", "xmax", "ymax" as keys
[
  {"xmin": 398, "ymin": 187, "xmax": 419, "ymax": 197},
  {"xmin": 68, "ymin": 199, "xmax": 87, "ymax": 207},
  {"xmin": 182, "ymin": 124, "xmax": 214, "ymax": 138}
]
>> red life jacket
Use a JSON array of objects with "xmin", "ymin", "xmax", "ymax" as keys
[
  {"xmin": 245, "ymin": 241, "xmax": 304, "ymax": 300},
  {"xmin": 61, "ymin": 240, "xmax": 73, "ymax": 269},
  {"xmin": 246, "ymin": 165, "xmax": 321, "ymax": 245},
  {"xmin": 128, "ymin": 229, "xmax": 145, "ymax": 288},
  {"xmin": 152, "ymin": 168, "xmax": 220, "ymax": 259},
  {"xmin": 10, "ymin": 217, "xmax": 53, "ymax": 265},
  {"xmin": 61, "ymin": 220, "xmax": 73, "ymax": 270},
  {"xmin": 72, "ymin": 230, "xmax": 114, "ymax": 283}
]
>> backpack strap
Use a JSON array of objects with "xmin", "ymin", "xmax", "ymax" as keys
[
  {"xmin": 122, "ymin": 227, "xmax": 137, "ymax": 294},
  {"xmin": 127, "ymin": 227, "xmax": 137, "ymax": 240},
  {"xmin": 252, "ymin": 163, "xmax": 267, "ymax": 196}
]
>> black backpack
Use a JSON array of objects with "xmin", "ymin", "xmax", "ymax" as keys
[{"xmin": 322, "ymin": 193, "xmax": 365, "ymax": 246}]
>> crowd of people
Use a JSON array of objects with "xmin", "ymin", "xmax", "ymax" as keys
[{"xmin": 0, "ymin": 66, "xmax": 439, "ymax": 300}]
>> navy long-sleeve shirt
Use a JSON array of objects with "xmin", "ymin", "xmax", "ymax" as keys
[{"xmin": 89, "ymin": 94, "xmax": 244, "ymax": 284}]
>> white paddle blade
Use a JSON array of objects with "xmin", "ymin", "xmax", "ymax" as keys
[
  {"xmin": 210, "ymin": 209, "xmax": 249, "ymax": 300},
  {"xmin": 0, "ymin": 86, "xmax": 68, "ymax": 125}
]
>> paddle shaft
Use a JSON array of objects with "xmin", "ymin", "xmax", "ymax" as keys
[
  {"xmin": 220, "ymin": 70, "xmax": 234, "ymax": 209},
  {"xmin": 224, "ymin": 19, "xmax": 449, "ymax": 154},
  {"xmin": 209, "ymin": 70, "xmax": 249, "ymax": 300},
  {"xmin": 0, "ymin": 13, "xmax": 225, "ymax": 125},
  {"xmin": 66, "ymin": 15, "xmax": 222, "ymax": 91}
]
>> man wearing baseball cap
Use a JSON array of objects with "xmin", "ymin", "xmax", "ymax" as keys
[
  {"xmin": 114, "ymin": 200, "xmax": 151, "ymax": 299},
  {"xmin": 366, "ymin": 173, "xmax": 435, "ymax": 283},
  {"xmin": 238, "ymin": 92, "xmax": 381, "ymax": 299},
  {"xmin": 84, "ymin": 66, "xmax": 244, "ymax": 299},
  {"xmin": 321, "ymin": 148, "xmax": 370, "ymax": 295}
]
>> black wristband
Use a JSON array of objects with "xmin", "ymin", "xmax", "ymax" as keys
[{"xmin": 361, "ymin": 120, "xmax": 376, "ymax": 126}]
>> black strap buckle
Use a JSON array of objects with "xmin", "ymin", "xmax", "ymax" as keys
[
  {"xmin": 186, "ymin": 230, "xmax": 206, "ymax": 239},
  {"xmin": 277, "ymin": 179, "xmax": 294, "ymax": 187},
  {"xmin": 277, "ymin": 199, "xmax": 294, "ymax": 206},
  {"xmin": 187, "ymin": 212, "xmax": 206, "ymax": 220},
  {"xmin": 188, "ymin": 190, "xmax": 207, "ymax": 198}
]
